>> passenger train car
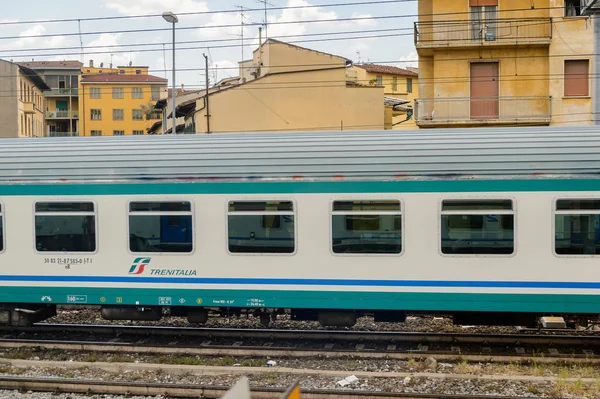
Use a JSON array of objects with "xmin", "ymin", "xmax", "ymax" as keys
[{"xmin": 0, "ymin": 126, "xmax": 599, "ymax": 327}]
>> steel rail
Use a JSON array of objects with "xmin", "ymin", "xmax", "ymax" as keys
[
  {"xmin": 0, "ymin": 376, "xmax": 548, "ymax": 399},
  {"xmin": 8, "ymin": 323, "xmax": 599, "ymax": 347}
]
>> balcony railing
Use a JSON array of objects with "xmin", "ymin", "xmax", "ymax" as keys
[
  {"xmin": 47, "ymin": 132, "xmax": 79, "ymax": 137},
  {"xmin": 46, "ymin": 110, "xmax": 79, "ymax": 119},
  {"xmin": 415, "ymin": 96, "xmax": 551, "ymax": 126},
  {"xmin": 45, "ymin": 88, "xmax": 79, "ymax": 97},
  {"xmin": 414, "ymin": 18, "xmax": 552, "ymax": 49}
]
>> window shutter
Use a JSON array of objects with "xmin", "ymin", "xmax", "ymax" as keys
[{"xmin": 564, "ymin": 60, "xmax": 589, "ymax": 97}]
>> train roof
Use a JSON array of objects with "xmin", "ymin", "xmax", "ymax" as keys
[{"xmin": 2, "ymin": 126, "xmax": 600, "ymax": 182}]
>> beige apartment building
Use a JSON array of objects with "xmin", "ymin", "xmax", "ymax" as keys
[
  {"xmin": 0, "ymin": 60, "xmax": 49, "ymax": 138},
  {"xmin": 183, "ymin": 39, "xmax": 383, "ymax": 134}
]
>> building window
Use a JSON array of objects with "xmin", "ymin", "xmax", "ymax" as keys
[
  {"xmin": 136, "ymin": 70, "xmax": 142, "ymax": 75},
  {"xmin": 119, "ymin": 70, "xmax": 125, "ymax": 75},
  {"xmin": 555, "ymin": 200, "xmax": 600, "ymax": 255},
  {"xmin": 565, "ymin": 0, "xmax": 582, "ymax": 16},
  {"xmin": 332, "ymin": 200, "xmax": 402, "ymax": 254},
  {"xmin": 470, "ymin": 3, "xmax": 497, "ymax": 40},
  {"xmin": 35, "ymin": 202, "xmax": 96, "ymax": 253},
  {"xmin": 133, "ymin": 130, "xmax": 144, "ymax": 135},
  {"xmin": 132, "ymin": 109, "xmax": 144, "ymax": 120},
  {"xmin": 376, "ymin": 75, "xmax": 383, "ymax": 86},
  {"xmin": 90, "ymin": 130, "xmax": 102, "ymax": 136},
  {"xmin": 391, "ymin": 76, "xmax": 398, "ymax": 91},
  {"xmin": 129, "ymin": 202, "xmax": 193, "ymax": 253},
  {"xmin": 112, "ymin": 87, "xmax": 124, "ymax": 99},
  {"xmin": 228, "ymin": 201, "xmax": 295, "ymax": 254},
  {"xmin": 150, "ymin": 110, "xmax": 162, "ymax": 120},
  {"xmin": 564, "ymin": 60, "xmax": 589, "ymax": 97},
  {"xmin": 113, "ymin": 109, "xmax": 124, "ymax": 120},
  {"xmin": 113, "ymin": 130, "xmax": 125, "ymax": 136},
  {"xmin": 407, "ymin": 78, "xmax": 413, "ymax": 93},
  {"xmin": 90, "ymin": 88, "xmax": 102, "ymax": 99},
  {"xmin": 132, "ymin": 87, "xmax": 143, "ymax": 99},
  {"xmin": 90, "ymin": 109, "xmax": 102, "ymax": 120},
  {"xmin": 441, "ymin": 199, "xmax": 514, "ymax": 255},
  {"xmin": 151, "ymin": 86, "xmax": 161, "ymax": 101}
]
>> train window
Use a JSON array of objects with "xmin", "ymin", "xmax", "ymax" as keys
[
  {"xmin": 441, "ymin": 200, "xmax": 514, "ymax": 255},
  {"xmin": 129, "ymin": 201, "xmax": 193, "ymax": 253},
  {"xmin": 0, "ymin": 204, "xmax": 3, "ymax": 252},
  {"xmin": 555, "ymin": 199, "xmax": 600, "ymax": 255},
  {"xmin": 332, "ymin": 200, "xmax": 402, "ymax": 254},
  {"xmin": 228, "ymin": 201, "xmax": 295, "ymax": 254},
  {"xmin": 35, "ymin": 202, "xmax": 96, "ymax": 252}
]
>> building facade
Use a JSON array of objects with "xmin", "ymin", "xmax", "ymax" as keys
[
  {"xmin": 80, "ymin": 64, "xmax": 167, "ymax": 136},
  {"xmin": 348, "ymin": 64, "xmax": 419, "ymax": 129},
  {"xmin": 18, "ymin": 61, "xmax": 82, "ymax": 137},
  {"xmin": 415, "ymin": 0, "xmax": 594, "ymax": 128},
  {"xmin": 0, "ymin": 60, "xmax": 49, "ymax": 138},
  {"xmin": 186, "ymin": 39, "xmax": 384, "ymax": 134}
]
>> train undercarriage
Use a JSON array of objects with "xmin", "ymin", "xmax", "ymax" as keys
[{"xmin": 0, "ymin": 303, "xmax": 595, "ymax": 330}]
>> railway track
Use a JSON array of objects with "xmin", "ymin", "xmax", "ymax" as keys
[
  {"xmin": 0, "ymin": 323, "xmax": 598, "ymax": 359},
  {"xmin": 0, "ymin": 376, "xmax": 551, "ymax": 399}
]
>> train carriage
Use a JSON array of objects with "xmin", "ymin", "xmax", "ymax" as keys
[{"xmin": 0, "ymin": 126, "xmax": 599, "ymax": 328}]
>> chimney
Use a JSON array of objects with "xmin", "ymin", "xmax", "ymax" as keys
[
  {"xmin": 89, "ymin": 60, "xmax": 94, "ymax": 67},
  {"xmin": 181, "ymin": 84, "xmax": 184, "ymax": 94},
  {"xmin": 129, "ymin": 61, "xmax": 132, "ymax": 67},
  {"xmin": 100, "ymin": 62, "xmax": 104, "ymax": 68}
]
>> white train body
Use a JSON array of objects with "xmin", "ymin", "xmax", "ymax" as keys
[{"xmin": 0, "ymin": 127, "xmax": 599, "ymax": 326}]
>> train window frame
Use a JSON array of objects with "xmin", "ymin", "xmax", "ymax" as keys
[
  {"xmin": 33, "ymin": 200, "xmax": 99, "ymax": 254},
  {"xmin": 226, "ymin": 199, "xmax": 297, "ymax": 256},
  {"xmin": 438, "ymin": 197, "xmax": 517, "ymax": 258},
  {"xmin": 553, "ymin": 197, "xmax": 600, "ymax": 257},
  {"xmin": 127, "ymin": 199, "xmax": 196, "ymax": 255},
  {"xmin": 0, "ymin": 201, "xmax": 4, "ymax": 254},
  {"xmin": 329, "ymin": 198, "xmax": 404, "ymax": 257}
]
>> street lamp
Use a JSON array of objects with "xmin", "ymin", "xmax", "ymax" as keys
[{"xmin": 162, "ymin": 11, "xmax": 179, "ymax": 134}]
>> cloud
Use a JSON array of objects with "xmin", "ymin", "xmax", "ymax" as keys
[
  {"xmin": 211, "ymin": 59, "xmax": 239, "ymax": 82},
  {"xmin": 83, "ymin": 33, "xmax": 137, "ymax": 67},
  {"xmin": 7, "ymin": 24, "xmax": 68, "ymax": 60},
  {"xmin": 268, "ymin": 0, "xmax": 337, "ymax": 38},
  {"xmin": 397, "ymin": 50, "xmax": 418, "ymax": 68},
  {"xmin": 350, "ymin": 12, "xmax": 376, "ymax": 27},
  {"xmin": 104, "ymin": 0, "xmax": 208, "ymax": 16}
]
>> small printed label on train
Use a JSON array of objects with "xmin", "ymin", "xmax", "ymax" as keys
[{"xmin": 67, "ymin": 295, "xmax": 88, "ymax": 304}]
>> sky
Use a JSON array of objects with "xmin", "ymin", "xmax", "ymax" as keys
[{"xmin": 0, "ymin": 0, "xmax": 419, "ymax": 90}]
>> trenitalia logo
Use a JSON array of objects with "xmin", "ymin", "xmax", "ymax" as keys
[{"xmin": 129, "ymin": 258, "xmax": 151, "ymax": 275}]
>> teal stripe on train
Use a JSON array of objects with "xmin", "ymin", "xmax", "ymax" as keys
[
  {"xmin": 0, "ymin": 179, "xmax": 600, "ymax": 196},
  {"xmin": 5, "ymin": 286, "xmax": 600, "ymax": 313}
]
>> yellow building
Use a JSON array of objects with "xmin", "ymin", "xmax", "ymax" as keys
[
  {"xmin": 80, "ymin": 64, "xmax": 167, "ymax": 136},
  {"xmin": 348, "ymin": 64, "xmax": 419, "ymax": 129},
  {"xmin": 0, "ymin": 60, "xmax": 49, "ymax": 138},
  {"xmin": 18, "ymin": 61, "xmax": 82, "ymax": 137},
  {"xmin": 415, "ymin": 0, "xmax": 594, "ymax": 127},
  {"xmin": 185, "ymin": 39, "xmax": 384, "ymax": 134}
]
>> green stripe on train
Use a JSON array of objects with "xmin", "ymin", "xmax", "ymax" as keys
[
  {"xmin": 4, "ymin": 287, "xmax": 600, "ymax": 313},
  {"xmin": 0, "ymin": 179, "xmax": 599, "ymax": 196}
]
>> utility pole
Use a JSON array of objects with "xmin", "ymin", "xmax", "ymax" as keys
[{"xmin": 203, "ymin": 53, "xmax": 211, "ymax": 134}]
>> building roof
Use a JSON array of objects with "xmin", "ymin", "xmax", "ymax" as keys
[
  {"xmin": 0, "ymin": 126, "xmax": 598, "ymax": 182},
  {"xmin": 355, "ymin": 64, "xmax": 418, "ymax": 77},
  {"xmin": 18, "ymin": 60, "xmax": 83, "ymax": 70},
  {"xmin": 81, "ymin": 74, "xmax": 167, "ymax": 84},
  {"xmin": 257, "ymin": 38, "xmax": 351, "ymax": 64},
  {"xmin": 17, "ymin": 65, "xmax": 50, "ymax": 91}
]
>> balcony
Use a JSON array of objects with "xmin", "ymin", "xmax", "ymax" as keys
[
  {"xmin": 415, "ymin": 18, "xmax": 552, "ymax": 54},
  {"xmin": 415, "ymin": 96, "xmax": 551, "ymax": 127},
  {"xmin": 45, "ymin": 88, "xmax": 79, "ymax": 97},
  {"xmin": 47, "ymin": 132, "xmax": 79, "ymax": 137},
  {"xmin": 46, "ymin": 110, "xmax": 79, "ymax": 119},
  {"xmin": 22, "ymin": 102, "xmax": 36, "ymax": 114}
]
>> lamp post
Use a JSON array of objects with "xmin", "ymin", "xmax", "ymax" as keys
[{"xmin": 162, "ymin": 11, "xmax": 179, "ymax": 134}]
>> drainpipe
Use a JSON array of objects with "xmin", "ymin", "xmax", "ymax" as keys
[{"xmin": 594, "ymin": 14, "xmax": 600, "ymax": 125}]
